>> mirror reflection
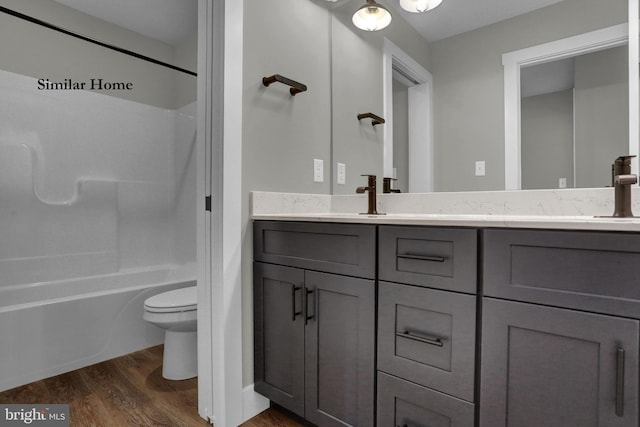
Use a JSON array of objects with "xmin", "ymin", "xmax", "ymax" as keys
[
  {"xmin": 521, "ymin": 45, "xmax": 628, "ymax": 190},
  {"xmin": 329, "ymin": 0, "xmax": 632, "ymax": 193}
]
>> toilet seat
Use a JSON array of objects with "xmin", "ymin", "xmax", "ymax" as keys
[{"xmin": 144, "ymin": 286, "xmax": 197, "ymax": 313}]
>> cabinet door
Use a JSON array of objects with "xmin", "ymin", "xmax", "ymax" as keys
[
  {"xmin": 253, "ymin": 263, "xmax": 305, "ymax": 417},
  {"xmin": 304, "ymin": 271, "xmax": 375, "ymax": 427},
  {"xmin": 480, "ymin": 298, "xmax": 639, "ymax": 427}
]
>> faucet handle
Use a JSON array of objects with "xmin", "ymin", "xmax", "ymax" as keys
[
  {"xmin": 615, "ymin": 174, "xmax": 638, "ymax": 186},
  {"xmin": 615, "ymin": 155, "xmax": 637, "ymax": 163},
  {"xmin": 359, "ymin": 174, "xmax": 377, "ymax": 190}
]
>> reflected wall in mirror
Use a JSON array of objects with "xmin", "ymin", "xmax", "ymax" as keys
[{"xmin": 330, "ymin": 0, "xmax": 632, "ymax": 193}]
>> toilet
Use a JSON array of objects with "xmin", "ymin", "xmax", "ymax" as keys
[{"xmin": 143, "ymin": 286, "xmax": 197, "ymax": 380}]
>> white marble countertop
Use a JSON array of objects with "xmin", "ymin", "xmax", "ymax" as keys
[
  {"xmin": 251, "ymin": 190, "xmax": 640, "ymax": 232},
  {"xmin": 252, "ymin": 212, "xmax": 640, "ymax": 231}
]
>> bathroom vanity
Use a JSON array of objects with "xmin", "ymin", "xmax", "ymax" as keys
[
  {"xmin": 253, "ymin": 221, "xmax": 376, "ymax": 426},
  {"xmin": 252, "ymin": 204, "xmax": 640, "ymax": 426}
]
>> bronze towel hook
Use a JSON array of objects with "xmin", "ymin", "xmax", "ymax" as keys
[
  {"xmin": 357, "ymin": 112, "xmax": 385, "ymax": 126},
  {"xmin": 262, "ymin": 74, "xmax": 307, "ymax": 96}
]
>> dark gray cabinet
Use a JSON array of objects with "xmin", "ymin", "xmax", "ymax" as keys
[
  {"xmin": 377, "ymin": 226, "xmax": 478, "ymax": 426},
  {"xmin": 253, "ymin": 221, "xmax": 376, "ymax": 426},
  {"xmin": 254, "ymin": 221, "xmax": 640, "ymax": 427},
  {"xmin": 481, "ymin": 228, "xmax": 640, "ymax": 427}
]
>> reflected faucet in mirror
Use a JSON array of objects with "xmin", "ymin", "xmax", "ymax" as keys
[{"xmin": 383, "ymin": 177, "xmax": 401, "ymax": 193}]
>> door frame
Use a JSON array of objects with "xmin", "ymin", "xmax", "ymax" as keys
[
  {"xmin": 502, "ymin": 22, "xmax": 634, "ymax": 190},
  {"xmin": 197, "ymin": 0, "xmax": 246, "ymax": 425},
  {"xmin": 382, "ymin": 38, "xmax": 434, "ymax": 192}
]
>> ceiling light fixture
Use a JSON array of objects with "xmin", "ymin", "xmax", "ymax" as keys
[
  {"xmin": 352, "ymin": 0, "xmax": 392, "ymax": 32},
  {"xmin": 399, "ymin": 0, "xmax": 442, "ymax": 13}
]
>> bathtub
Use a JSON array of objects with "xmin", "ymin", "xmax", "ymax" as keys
[{"xmin": 0, "ymin": 265, "xmax": 196, "ymax": 392}]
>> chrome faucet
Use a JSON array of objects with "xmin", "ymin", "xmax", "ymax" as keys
[
  {"xmin": 356, "ymin": 174, "xmax": 381, "ymax": 215},
  {"xmin": 611, "ymin": 155, "xmax": 637, "ymax": 217}
]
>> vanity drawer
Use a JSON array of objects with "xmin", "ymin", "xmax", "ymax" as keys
[
  {"xmin": 254, "ymin": 221, "xmax": 376, "ymax": 279},
  {"xmin": 484, "ymin": 228, "xmax": 640, "ymax": 318},
  {"xmin": 377, "ymin": 372, "xmax": 475, "ymax": 427},
  {"xmin": 378, "ymin": 281, "xmax": 476, "ymax": 402},
  {"xmin": 379, "ymin": 226, "xmax": 477, "ymax": 293}
]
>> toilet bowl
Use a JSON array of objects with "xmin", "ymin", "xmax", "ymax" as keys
[{"xmin": 143, "ymin": 286, "xmax": 197, "ymax": 380}]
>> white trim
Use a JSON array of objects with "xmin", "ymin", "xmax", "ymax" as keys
[
  {"xmin": 212, "ymin": 0, "xmax": 246, "ymax": 426},
  {"xmin": 502, "ymin": 23, "xmax": 630, "ymax": 190},
  {"xmin": 629, "ymin": 0, "xmax": 639, "ymax": 177},
  {"xmin": 383, "ymin": 38, "xmax": 433, "ymax": 192},
  {"xmin": 408, "ymin": 83, "xmax": 433, "ymax": 192},
  {"xmin": 198, "ymin": 0, "xmax": 245, "ymax": 426},
  {"xmin": 196, "ymin": 0, "xmax": 213, "ymax": 422},
  {"xmin": 243, "ymin": 384, "xmax": 270, "ymax": 420}
]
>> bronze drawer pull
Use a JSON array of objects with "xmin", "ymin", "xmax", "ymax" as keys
[
  {"xmin": 397, "ymin": 253, "xmax": 446, "ymax": 262},
  {"xmin": 616, "ymin": 348, "xmax": 625, "ymax": 417},
  {"xmin": 305, "ymin": 289, "xmax": 315, "ymax": 325},
  {"xmin": 396, "ymin": 330, "xmax": 445, "ymax": 347},
  {"xmin": 291, "ymin": 285, "xmax": 302, "ymax": 321}
]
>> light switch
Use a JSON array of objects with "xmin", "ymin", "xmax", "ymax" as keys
[
  {"xmin": 475, "ymin": 160, "xmax": 486, "ymax": 177},
  {"xmin": 559, "ymin": 177, "xmax": 567, "ymax": 188},
  {"xmin": 337, "ymin": 163, "xmax": 346, "ymax": 185},
  {"xmin": 314, "ymin": 159, "xmax": 324, "ymax": 183}
]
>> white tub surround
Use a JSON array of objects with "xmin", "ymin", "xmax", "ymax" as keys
[
  {"xmin": 0, "ymin": 267, "xmax": 195, "ymax": 393},
  {"xmin": 251, "ymin": 189, "xmax": 640, "ymax": 231}
]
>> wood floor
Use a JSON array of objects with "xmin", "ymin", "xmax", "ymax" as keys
[
  {"xmin": 0, "ymin": 345, "xmax": 303, "ymax": 427},
  {"xmin": 0, "ymin": 345, "xmax": 208, "ymax": 426},
  {"xmin": 240, "ymin": 408, "xmax": 306, "ymax": 427}
]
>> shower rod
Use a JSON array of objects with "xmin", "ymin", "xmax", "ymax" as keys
[{"xmin": 0, "ymin": 5, "xmax": 197, "ymax": 77}]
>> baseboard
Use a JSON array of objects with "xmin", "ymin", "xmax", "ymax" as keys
[{"xmin": 242, "ymin": 384, "xmax": 270, "ymax": 421}]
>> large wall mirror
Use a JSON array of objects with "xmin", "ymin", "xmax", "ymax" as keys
[{"xmin": 326, "ymin": 0, "xmax": 636, "ymax": 193}]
